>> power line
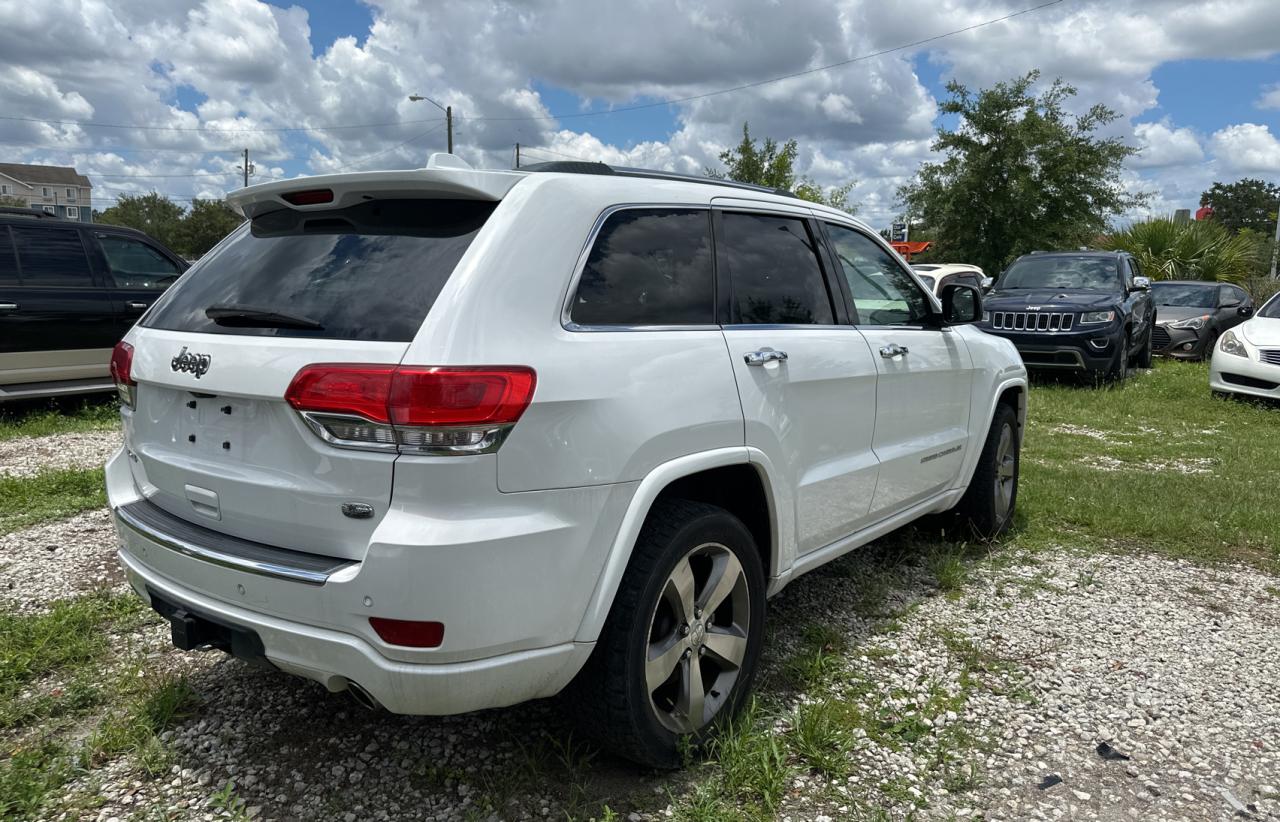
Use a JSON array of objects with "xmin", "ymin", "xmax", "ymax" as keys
[
  {"xmin": 462, "ymin": 0, "xmax": 1070, "ymax": 122},
  {"xmin": 342, "ymin": 123, "xmax": 446, "ymax": 171},
  {"xmin": 0, "ymin": 114, "xmax": 444, "ymax": 135}
]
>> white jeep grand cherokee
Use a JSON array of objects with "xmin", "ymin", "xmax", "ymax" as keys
[{"xmin": 107, "ymin": 156, "xmax": 1027, "ymax": 767}]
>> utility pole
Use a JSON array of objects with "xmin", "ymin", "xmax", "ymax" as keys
[
  {"xmin": 408, "ymin": 95, "xmax": 453, "ymax": 154},
  {"xmin": 1272, "ymin": 200, "xmax": 1280, "ymax": 279},
  {"xmin": 240, "ymin": 149, "xmax": 255, "ymax": 187},
  {"xmin": 515, "ymin": 143, "xmax": 520, "ymax": 169}
]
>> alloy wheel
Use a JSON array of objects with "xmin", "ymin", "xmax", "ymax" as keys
[
  {"xmin": 644, "ymin": 542, "xmax": 750, "ymax": 735},
  {"xmin": 994, "ymin": 422, "xmax": 1016, "ymax": 521}
]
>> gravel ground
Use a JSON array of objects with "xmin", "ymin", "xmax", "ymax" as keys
[
  {"xmin": 23, "ymin": 538, "xmax": 1278, "ymax": 821},
  {"xmin": 0, "ymin": 429, "xmax": 122, "ymax": 478},
  {"xmin": 0, "ymin": 508, "xmax": 126, "ymax": 613}
]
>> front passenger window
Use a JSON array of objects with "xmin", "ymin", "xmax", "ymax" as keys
[
  {"xmin": 97, "ymin": 235, "xmax": 181, "ymax": 290},
  {"xmin": 825, "ymin": 224, "xmax": 930, "ymax": 325}
]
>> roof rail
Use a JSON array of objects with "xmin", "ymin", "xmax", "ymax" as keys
[
  {"xmin": 518, "ymin": 161, "xmax": 797, "ymax": 198},
  {"xmin": 0, "ymin": 206, "xmax": 64, "ymax": 220}
]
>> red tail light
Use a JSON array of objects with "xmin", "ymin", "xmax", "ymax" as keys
[
  {"xmin": 281, "ymin": 188, "xmax": 334, "ymax": 206},
  {"xmin": 284, "ymin": 364, "xmax": 536, "ymax": 455},
  {"xmin": 369, "ymin": 617, "xmax": 444, "ymax": 648},
  {"xmin": 110, "ymin": 341, "xmax": 135, "ymax": 407}
]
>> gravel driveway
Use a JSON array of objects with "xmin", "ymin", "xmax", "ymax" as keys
[
  {"xmin": 9, "ymin": 525, "xmax": 1274, "ymax": 821},
  {"xmin": 5, "ymin": 429, "xmax": 1278, "ymax": 821},
  {"xmin": 0, "ymin": 429, "xmax": 122, "ymax": 479}
]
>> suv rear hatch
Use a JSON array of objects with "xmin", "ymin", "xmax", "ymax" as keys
[{"xmin": 121, "ymin": 177, "xmax": 510, "ymax": 560}]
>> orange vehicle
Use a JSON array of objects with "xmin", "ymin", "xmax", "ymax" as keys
[{"xmin": 891, "ymin": 241, "xmax": 933, "ymax": 261}]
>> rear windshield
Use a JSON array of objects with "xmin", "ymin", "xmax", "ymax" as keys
[{"xmin": 144, "ymin": 198, "xmax": 495, "ymax": 341}]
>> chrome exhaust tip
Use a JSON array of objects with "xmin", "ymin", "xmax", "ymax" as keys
[{"xmin": 346, "ymin": 681, "xmax": 383, "ymax": 711}]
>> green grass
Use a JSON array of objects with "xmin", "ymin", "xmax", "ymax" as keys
[
  {"xmin": 0, "ymin": 467, "xmax": 107, "ymax": 535},
  {"xmin": 1013, "ymin": 360, "xmax": 1280, "ymax": 563},
  {"xmin": 0, "ymin": 398, "xmax": 118, "ymax": 441}
]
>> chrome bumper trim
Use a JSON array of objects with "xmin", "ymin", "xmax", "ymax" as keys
[{"xmin": 114, "ymin": 499, "xmax": 356, "ymax": 586}]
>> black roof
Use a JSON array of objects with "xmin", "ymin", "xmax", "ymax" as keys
[
  {"xmin": 0, "ymin": 206, "xmax": 66, "ymax": 220},
  {"xmin": 1022, "ymin": 249, "xmax": 1127, "ymax": 258},
  {"xmin": 519, "ymin": 160, "xmax": 797, "ymax": 198}
]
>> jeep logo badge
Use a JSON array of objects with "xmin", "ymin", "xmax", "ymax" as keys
[{"xmin": 171, "ymin": 347, "xmax": 211, "ymax": 379}]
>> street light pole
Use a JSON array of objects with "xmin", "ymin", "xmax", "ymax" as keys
[{"xmin": 408, "ymin": 95, "xmax": 453, "ymax": 153}]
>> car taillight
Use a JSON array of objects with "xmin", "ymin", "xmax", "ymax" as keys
[
  {"xmin": 110, "ymin": 341, "xmax": 135, "ymax": 408},
  {"xmin": 284, "ymin": 364, "xmax": 536, "ymax": 455},
  {"xmin": 281, "ymin": 188, "xmax": 334, "ymax": 206}
]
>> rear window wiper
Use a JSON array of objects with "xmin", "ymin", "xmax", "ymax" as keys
[{"xmin": 205, "ymin": 304, "xmax": 324, "ymax": 330}]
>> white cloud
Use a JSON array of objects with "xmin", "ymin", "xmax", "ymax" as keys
[
  {"xmin": 1258, "ymin": 84, "xmax": 1280, "ymax": 110},
  {"xmin": 0, "ymin": 0, "xmax": 1277, "ymax": 226},
  {"xmin": 1131, "ymin": 121, "xmax": 1203, "ymax": 168},
  {"xmin": 1209, "ymin": 123, "xmax": 1280, "ymax": 174}
]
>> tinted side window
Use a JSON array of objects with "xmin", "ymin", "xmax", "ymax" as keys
[
  {"xmin": 145, "ymin": 199, "xmax": 494, "ymax": 341},
  {"xmin": 0, "ymin": 228, "xmax": 19, "ymax": 286},
  {"xmin": 571, "ymin": 209, "xmax": 714, "ymax": 326},
  {"xmin": 825, "ymin": 223, "xmax": 931, "ymax": 325},
  {"xmin": 719, "ymin": 212, "xmax": 833, "ymax": 325},
  {"xmin": 1219, "ymin": 285, "xmax": 1246, "ymax": 306},
  {"xmin": 11, "ymin": 226, "xmax": 93, "ymax": 286},
  {"xmin": 97, "ymin": 235, "xmax": 181, "ymax": 290}
]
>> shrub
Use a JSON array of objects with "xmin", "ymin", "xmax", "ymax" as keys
[{"xmin": 1101, "ymin": 217, "xmax": 1261, "ymax": 283}]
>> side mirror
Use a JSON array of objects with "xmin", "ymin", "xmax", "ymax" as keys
[
  {"xmin": 940, "ymin": 283, "xmax": 982, "ymax": 325},
  {"xmin": 1133, "ymin": 276, "xmax": 1151, "ymax": 291},
  {"xmin": 1238, "ymin": 305, "xmax": 1254, "ymax": 318}
]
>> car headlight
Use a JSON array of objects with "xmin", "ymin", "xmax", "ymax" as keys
[
  {"xmin": 1219, "ymin": 330, "xmax": 1248, "ymax": 358},
  {"xmin": 1079, "ymin": 310, "xmax": 1115, "ymax": 325},
  {"xmin": 1168, "ymin": 315, "xmax": 1208, "ymax": 330}
]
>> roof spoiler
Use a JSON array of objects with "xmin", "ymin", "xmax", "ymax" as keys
[{"xmin": 225, "ymin": 156, "xmax": 523, "ymax": 219}]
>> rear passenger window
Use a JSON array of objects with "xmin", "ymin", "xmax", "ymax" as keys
[
  {"xmin": 571, "ymin": 209, "xmax": 714, "ymax": 326},
  {"xmin": 11, "ymin": 226, "xmax": 93, "ymax": 287},
  {"xmin": 0, "ymin": 228, "xmax": 18, "ymax": 286},
  {"xmin": 719, "ymin": 212, "xmax": 833, "ymax": 325}
]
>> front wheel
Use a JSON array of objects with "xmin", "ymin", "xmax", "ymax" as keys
[
  {"xmin": 952, "ymin": 403, "xmax": 1019, "ymax": 540},
  {"xmin": 1105, "ymin": 332, "xmax": 1130, "ymax": 384},
  {"xmin": 1136, "ymin": 323, "xmax": 1154, "ymax": 369},
  {"xmin": 568, "ymin": 499, "xmax": 766, "ymax": 768}
]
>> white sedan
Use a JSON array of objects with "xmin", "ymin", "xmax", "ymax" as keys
[{"xmin": 1209, "ymin": 291, "xmax": 1280, "ymax": 400}]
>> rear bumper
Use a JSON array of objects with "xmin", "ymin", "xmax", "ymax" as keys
[
  {"xmin": 118, "ymin": 549, "xmax": 590, "ymax": 714},
  {"xmin": 106, "ymin": 447, "xmax": 627, "ymax": 714}
]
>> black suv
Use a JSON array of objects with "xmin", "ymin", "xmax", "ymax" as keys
[
  {"xmin": 0, "ymin": 208, "xmax": 189, "ymax": 401},
  {"xmin": 979, "ymin": 250, "xmax": 1155, "ymax": 382}
]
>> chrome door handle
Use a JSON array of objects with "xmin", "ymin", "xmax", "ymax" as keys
[
  {"xmin": 879, "ymin": 343, "xmax": 909, "ymax": 358},
  {"xmin": 744, "ymin": 348, "xmax": 789, "ymax": 366},
  {"xmin": 127, "ymin": 301, "xmax": 149, "ymax": 311},
  {"xmin": 0, "ymin": 303, "xmax": 17, "ymax": 312}
]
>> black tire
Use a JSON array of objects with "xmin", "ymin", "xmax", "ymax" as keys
[
  {"xmin": 1105, "ymin": 331, "xmax": 1130, "ymax": 384},
  {"xmin": 1200, "ymin": 329, "xmax": 1219, "ymax": 362},
  {"xmin": 1136, "ymin": 322, "xmax": 1154, "ymax": 369},
  {"xmin": 952, "ymin": 403, "xmax": 1019, "ymax": 540},
  {"xmin": 567, "ymin": 499, "xmax": 767, "ymax": 768}
]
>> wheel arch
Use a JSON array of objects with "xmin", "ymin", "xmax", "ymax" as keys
[
  {"xmin": 572, "ymin": 448, "xmax": 784, "ymax": 644},
  {"xmin": 957, "ymin": 376, "xmax": 1027, "ymax": 492}
]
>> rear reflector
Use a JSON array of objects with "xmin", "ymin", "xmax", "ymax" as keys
[
  {"xmin": 282, "ymin": 188, "xmax": 335, "ymax": 206},
  {"xmin": 284, "ymin": 364, "xmax": 536, "ymax": 455},
  {"xmin": 110, "ymin": 341, "xmax": 135, "ymax": 407},
  {"xmin": 368, "ymin": 617, "xmax": 444, "ymax": 648}
]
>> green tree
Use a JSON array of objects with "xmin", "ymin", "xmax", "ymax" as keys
[
  {"xmin": 898, "ymin": 71, "xmax": 1145, "ymax": 274},
  {"xmin": 176, "ymin": 199, "xmax": 243, "ymax": 258},
  {"xmin": 1199, "ymin": 178, "xmax": 1280, "ymax": 234},
  {"xmin": 708, "ymin": 122, "xmax": 856, "ymax": 212},
  {"xmin": 96, "ymin": 192, "xmax": 185, "ymax": 250}
]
